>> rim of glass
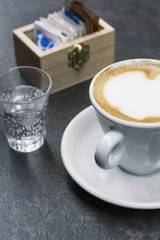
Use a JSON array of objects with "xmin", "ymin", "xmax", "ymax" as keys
[{"xmin": 0, "ymin": 66, "xmax": 52, "ymax": 104}]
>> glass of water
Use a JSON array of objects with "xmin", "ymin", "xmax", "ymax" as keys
[{"xmin": 0, "ymin": 66, "xmax": 52, "ymax": 152}]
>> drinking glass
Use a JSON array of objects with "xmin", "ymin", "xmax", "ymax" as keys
[{"xmin": 0, "ymin": 66, "xmax": 52, "ymax": 152}]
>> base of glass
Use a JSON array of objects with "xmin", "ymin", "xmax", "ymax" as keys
[{"xmin": 7, "ymin": 135, "xmax": 45, "ymax": 153}]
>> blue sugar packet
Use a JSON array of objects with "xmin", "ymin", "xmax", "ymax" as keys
[
  {"xmin": 63, "ymin": 7, "xmax": 80, "ymax": 25},
  {"xmin": 35, "ymin": 29, "xmax": 54, "ymax": 51},
  {"xmin": 62, "ymin": 7, "xmax": 86, "ymax": 36}
]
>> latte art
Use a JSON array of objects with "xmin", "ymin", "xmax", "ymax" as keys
[{"xmin": 93, "ymin": 62, "xmax": 160, "ymax": 123}]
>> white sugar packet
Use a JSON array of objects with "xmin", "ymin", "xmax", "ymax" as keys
[
  {"xmin": 47, "ymin": 14, "xmax": 74, "ymax": 41},
  {"xmin": 49, "ymin": 11, "xmax": 80, "ymax": 39},
  {"xmin": 39, "ymin": 17, "xmax": 69, "ymax": 43}
]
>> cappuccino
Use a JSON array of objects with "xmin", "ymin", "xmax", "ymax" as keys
[{"xmin": 93, "ymin": 61, "xmax": 160, "ymax": 123}]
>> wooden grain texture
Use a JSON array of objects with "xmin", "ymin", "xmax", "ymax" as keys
[
  {"xmin": 13, "ymin": 18, "xmax": 115, "ymax": 93},
  {"xmin": 13, "ymin": 34, "xmax": 40, "ymax": 68}
]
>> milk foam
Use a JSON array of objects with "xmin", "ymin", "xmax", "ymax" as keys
[{"xmin": 104, "ymin": 70, "xmax": 160, "ymax": 120}]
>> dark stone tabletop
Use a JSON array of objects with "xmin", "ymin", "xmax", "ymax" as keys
[{"xmin": 0, "ymin": 0, "xmax": 160, "ymax": 239}]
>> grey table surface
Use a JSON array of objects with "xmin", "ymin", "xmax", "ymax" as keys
[{"xmin": 0, "ymin": 0, "xmax": 160, "ymax": 239}]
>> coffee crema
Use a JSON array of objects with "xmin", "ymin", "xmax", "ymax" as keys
[{"xmin": 93, "ymin": 62, "xmax": 160, "ymax": 123}]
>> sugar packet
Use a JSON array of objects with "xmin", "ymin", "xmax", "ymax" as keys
[
  {"xmin": 35, "ymin": 29, "xmax": 56, "ymax": 51},
  {"xmin": 48, "ymin": 14, "xmax": 74, "ymax": 41},
  {"xmin": 48, "ymin": 11, "xmax": 79, "ymax": 39},
  {"xmin": 39, "ymin": 18, "xmax": 69, "ymax": 43},
  {"xmin": 62, "ymin": 7, "xmax": 86, "ymax": 36},
  {"xmin": 34, "ymin": 21, "xmax": 63, "ymax": 51}
]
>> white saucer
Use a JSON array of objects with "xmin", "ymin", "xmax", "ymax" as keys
[{"xmin": 61, "ymin": 106, "xmax": 160, "ymax": 209}]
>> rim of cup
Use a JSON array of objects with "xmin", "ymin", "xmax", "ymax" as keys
[
  {"xmin": 0, "ymin": 66, "xmax": 52, "ymax": 105},
  {"xmin": 89, "ymin": 58, "xmax": 160, "ymax": 129}
]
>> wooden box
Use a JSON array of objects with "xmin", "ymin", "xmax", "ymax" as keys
[{"xmin": 13, "ymin": 18, "xmax": 115, "ymax": 93}]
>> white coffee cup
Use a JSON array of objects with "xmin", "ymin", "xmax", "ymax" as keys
[{"xmin": 89, "ymin": 59, "xmax": 160, "ymax": 175}]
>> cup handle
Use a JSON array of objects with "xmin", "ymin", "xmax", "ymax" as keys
[{"xmin": 95, "ymin": 130, "xmax": 126, "ymax": 169}]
